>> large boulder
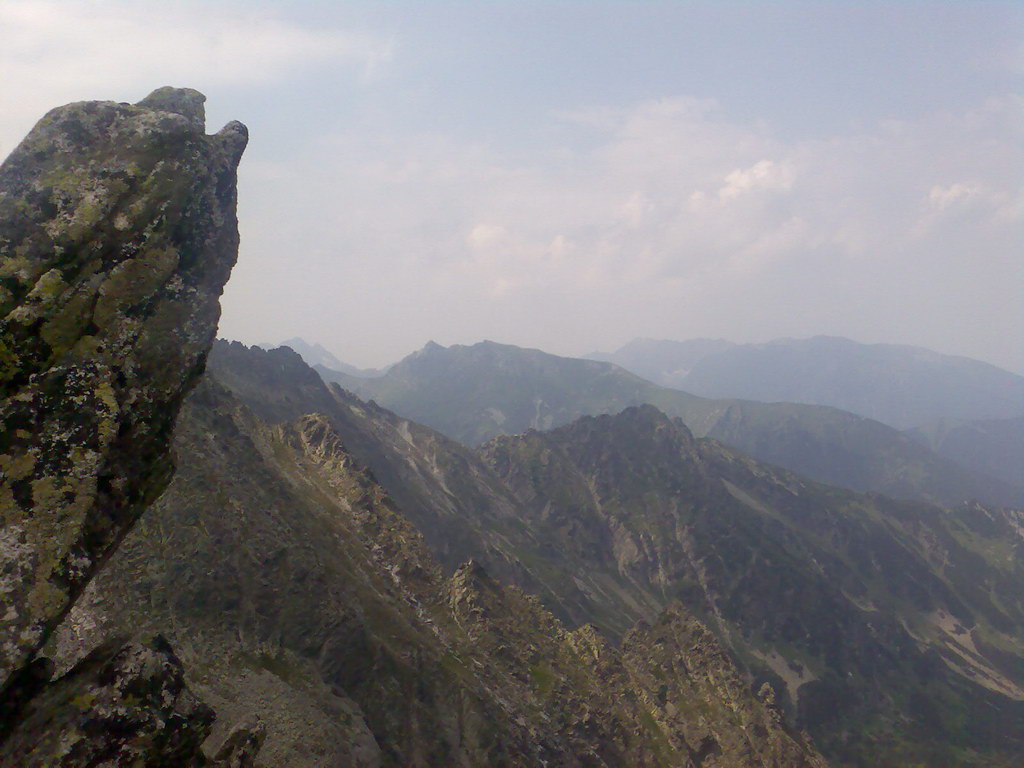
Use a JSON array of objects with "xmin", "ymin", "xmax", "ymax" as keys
[{"xmin": 0, "ymin": 87, "xmax": 246, "ymax": 689}]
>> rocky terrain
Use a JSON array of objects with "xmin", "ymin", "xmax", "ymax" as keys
[
  {"xmin": 0, "ymin": 88, "xmax": 256, "ymax": 765},
  {"xmin": 72, "ymin": 340, "xmax": 1024, "ymax": 767},
  {"xmin": 483, "ymin": 405, "xmax": 1024, "ymax": 765},
  {"xmin": 3, "ymin": 87, "xmax": 1021, "ymax": 768},
  {"xmin": 54, "ymin": 372, "xmax": 826, "ymax": 767}
]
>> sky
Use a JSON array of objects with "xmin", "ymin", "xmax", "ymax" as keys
[{"xmin": 2, "ymin": 0, "xmax": 1022, "ymax": 371}]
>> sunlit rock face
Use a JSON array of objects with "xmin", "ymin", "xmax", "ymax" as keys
[{"xmin": 0, "ymin": 87, "xmax": 246, "ymax": 696}]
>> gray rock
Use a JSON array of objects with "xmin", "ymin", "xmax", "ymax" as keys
[{"xmin": 0, "ymin": 87, "xmax": 246, "ymax": 690}]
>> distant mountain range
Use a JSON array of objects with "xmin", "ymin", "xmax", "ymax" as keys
[
  {"xmin": 260, "ymin": 336, "xmax": 389, "ymax": 378},
  {"xmin": 907, "ymin": 415, "xmax": 1024, "ymax": 489},
  {"xmin": 70, "ymin": 341, "xmax": 1024, "ymax": 767},
  {"xmin": 588, "ymin": 336, "xmax": 1024, "ymax": 430},
  {"xmin": 317, "ymin": 340, "xmax": 1022, "ymax": 508}
]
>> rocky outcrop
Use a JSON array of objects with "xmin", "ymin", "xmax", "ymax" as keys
[
  {"xmin": 0, "ymin": 635, "xmax": 264, "ymax": 767},
  {"xmin": 0, "ymin": 88, "xmax": 249, "ymax": 764},
  {"xmin": 0, "ymin": 87, "xmax": 246, "ymax": 687},
  {"xmin": 1, "ymin": 637, "xmax": 219, "ymax": 767},
  {"xmin": 620, "ymin": 605, "xmax": 825, "ymax": 768}
]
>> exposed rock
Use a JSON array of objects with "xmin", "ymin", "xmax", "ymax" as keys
[
  {"xmin": 0, "ymin": 636, "xmax": 214, "ymax": 767},
  {"xmin": 0, "ymin": 87, "xmax": 246, "ymax": 690},
  {"xmin": 620, "ymin": 605, "xmax": 826, "ymax": 768},
  {"xmin": 212, "ymin": 715, "xmax": 267, "ymax": 768},
  {"xmin": 0, "ymin": 88, "xmax": 252, "ymax": 765}
]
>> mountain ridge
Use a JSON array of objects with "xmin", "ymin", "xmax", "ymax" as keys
[
  {"xmin": 589, "ymin": 335, "xmax": 1024, "ymax": 430},
  {"xmin": 51, "ymin": 359, "xmax": 828, "ymax": 767},
  {"xmin": 118, "ymin": 340, "xmax": 1024, "ymax": 766},
  {"xmin": 318, "ymin": 339, "xmax": 1022, "ymax": 508}
]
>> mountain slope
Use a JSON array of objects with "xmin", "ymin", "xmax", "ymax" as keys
[
  {"xmin": 481, "ymin": 406, "xmax": 1024, "ymax": 766},
  {"xmin": 319, "ymin": 340, "xmax": 1021, "ymax": 508},
  {"xmin": 157, "ymin": 343, "xmax": 1023, "ymax": 765},
  {"xmin": 52, "ymin": 374, "xmax": 825, "ymax": 768},
  {"xmin": 591, "ymin": 336, "xmax": 1024, "ymax": 429},
  {"xmin": 907, "ymin": 415, "xmax": 1024, "ymax": 490}
]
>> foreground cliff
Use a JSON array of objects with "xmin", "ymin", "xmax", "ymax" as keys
[{"xmin": 0, "ymin": 89, "xmax": 253, "ymax": 764}]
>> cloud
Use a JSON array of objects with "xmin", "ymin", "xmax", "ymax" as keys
[
  {"xmin": 718, "ymin": 160, "xmax": 795, "ymax": 201},
  {"xmin": 0, "ymin": 1, "xmax": 394, "ymax": 156},
  {"xmin": 222, "ymin": 92, "xmax": 1021, "ymax": 369},
  {"xmin": 928, "ymin": 182, "xmax": 985, "ymax": 210}
]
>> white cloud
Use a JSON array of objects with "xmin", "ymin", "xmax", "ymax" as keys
[
  {"xmin": 467, "ymin": 223, "xmax": 509, "ymax": 251},
  {"xmin": 0, "ymin": 1, "xmax": 394, "ymax": 156},
  {"xmin": 719, "ymin": 159, "xmax": 795, "ymax": 200},
  {"xmin": 221, "ymin": 92, "xmax": 1021, "ymax": 369},
  {"xmin": 928, "ymin": 182, "xmax": 984, "ymax": 210}
]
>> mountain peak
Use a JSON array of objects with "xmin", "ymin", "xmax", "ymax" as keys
[
  {"xmin": 553, "ymin": 403, "xmax": 696, "ymax": 449},
  {"xmin": 135, "ymin": 86, "xmax": 207, "ymax": 130}
]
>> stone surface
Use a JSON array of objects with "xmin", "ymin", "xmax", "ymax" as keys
[
  {"xmin": 0, "ymin": 635, "xmax": 265, "ymax": 767},
  {"xmin": 0, "ymin": 637, "xmax": 214, "ymax": 767},
  {"xmin": 0, "ymin": 87, "xmax": 247, "ymax": 692}
]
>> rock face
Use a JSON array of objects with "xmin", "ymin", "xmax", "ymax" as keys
[
  {"xmin": 0, "ymin": 89, "xmax": 251, "ymax": 765},
  {"xmin": 0, "ymin": 87, "xmax": 247, "ymax": 689},
  {"xmin": 0, "ymin": 637, "xmax": 217, "ymax": 766},
  {"xmin": 0, "ymin": 634, "xmax": 265, "ymax": 767}
]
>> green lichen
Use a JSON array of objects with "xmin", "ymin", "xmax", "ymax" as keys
[
  {"xmin": 0, "ymin": 337, "xmax": 20, "ymax": 384},
  {"xmin": 39, "ymin": 290, "xmax": 96, "ymax": 361},
  {"xmin": 92, "ymin": 245, "xmax": 179, "ymax": 331}
]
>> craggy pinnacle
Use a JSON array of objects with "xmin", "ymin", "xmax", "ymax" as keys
[{"xmin": 0, "ymin": 87, "xmax": 247, "ymax": 694}]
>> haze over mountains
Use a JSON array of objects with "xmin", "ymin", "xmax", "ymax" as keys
[
  {"xmin": 259, "ymin": 337, "xmax": 389, "ymax": 378},
  {"xmin": 908, "ymin": 415, "xmax": 1024, "ymax": 489},
  {"xmin": 310, "ymin": 338, "xmax": 1023, "ymax": 508},
  {"xmin": 588, "ymin": 336, "xmax": 1024, "ymax": 430}
]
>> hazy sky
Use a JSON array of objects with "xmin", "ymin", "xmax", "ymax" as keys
[{"xmin": 2, "ymin": 1, "xmax": 1022, "ymax": 371}]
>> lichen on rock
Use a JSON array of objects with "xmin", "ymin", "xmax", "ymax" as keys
[
  {"xmin": 0, "ymin": 87, "xmax": 246, "ymax": 700},
  {"xmin": 0, "ymin": 635, "xmax": 266, "ymax": 767}
]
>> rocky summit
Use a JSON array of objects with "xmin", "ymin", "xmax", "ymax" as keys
[{"xmin": 0, "ymin": 89, "xmax": 256, "ymax": 765}]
